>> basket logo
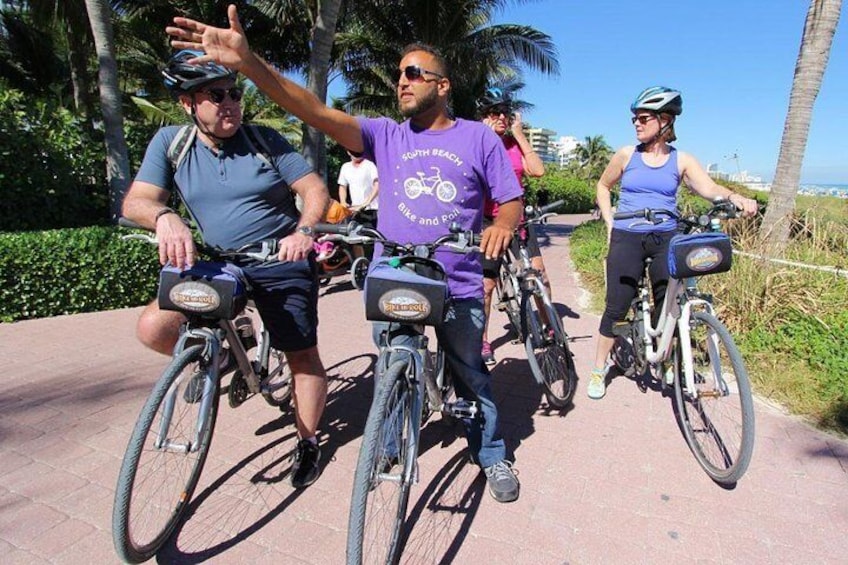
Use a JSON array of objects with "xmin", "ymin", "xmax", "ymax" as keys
[
  {"xmin": 169, "ymin": 281, "xmax": 222, "ymax": 312},
  {"xmin": 685, "ymin": 246, "xmax": 724, "ymax": 272},
  {"xmin": 379, "ymin": 289, "xmax": 432, "ymax": 321}
]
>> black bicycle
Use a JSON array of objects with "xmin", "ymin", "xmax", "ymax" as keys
[
  {"xmin": 494, "ymin": 200, "xmax": 577, "ymax": 408},
  {"xmin": 112, "ymin": 223, "xmax": 292, "ymax": 563}
]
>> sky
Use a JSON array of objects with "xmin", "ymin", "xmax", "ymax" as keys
[{"xmin": 484, "ymin": 0, "xmax": 848, "ymax": 184}]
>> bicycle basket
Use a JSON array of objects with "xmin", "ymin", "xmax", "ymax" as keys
[
  {"xmin": 364, "ymin": 256, "xmax": 448, "ymax": 326},
  {"xmin": 667, "ymin": 232, "xmax": 733, "ymax": 279},
  {"xmin": 158, "ymin": 261, "xmax": 246, "ymax": 319}
]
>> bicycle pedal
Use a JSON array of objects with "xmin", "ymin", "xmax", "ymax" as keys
[{"xmin": 445, "ymin": 399, "xmax": 478, "ymax": 419}]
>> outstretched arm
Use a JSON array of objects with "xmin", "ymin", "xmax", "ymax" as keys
[
  {"xmin": 679, "ymin": 152, "xmax": 758, "ymax": 217},
  {"xmin": 167, "ymin": 4, "xmax": 363, "ymax": 151}
]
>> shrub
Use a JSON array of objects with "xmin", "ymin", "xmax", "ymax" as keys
[
  {"xmin": 525, "ymin": 169, "xmax": 595, "ymax": 213},
  {"xmin": 0, "ymin": 87, "xmax": 109, "ymax": 232},
  {"xmin": 0, "ymin": 226, "xmax": 160, "ymax": 322}
]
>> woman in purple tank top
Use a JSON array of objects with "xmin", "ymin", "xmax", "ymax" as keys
[{"xmin": 586, "ymin": 87, "xmax": 758, "ymax": 400}]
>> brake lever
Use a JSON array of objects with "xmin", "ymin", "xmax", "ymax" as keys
[{"xmin": 121, "ymin": 233, "xmax": 158, "ymax": 244}]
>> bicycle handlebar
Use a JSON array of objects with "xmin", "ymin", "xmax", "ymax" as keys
[
  {"xmin": 118, "ymin": 217, "xmax": 280, "ymax": 263},
  {"xmin": 314, "ymin": 221, "xmax": 481, "ymax": 257},
  {"xmin": 613, "ymin": 199, "xmax": 740, "ymax": 232}
]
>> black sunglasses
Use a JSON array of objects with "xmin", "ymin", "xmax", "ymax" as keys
[
  {"xmin": 398, "ymin": 65, "xmax": 445, "ymax": 82},
  {"xmin": 199, "ymin": 86, "xmax": 243, "ymax": 104},
  {"xmin": 631, "ymin": 114, "xmax": 656, "ymax": 125},
  {"xmin": 486, "ymin": 106, "xmax": 512, "ymax": 117}
]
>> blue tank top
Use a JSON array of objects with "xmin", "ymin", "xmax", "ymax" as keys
[{"xmin": 613, "ymin": 147, "xmax": 680, "ymax": 233}]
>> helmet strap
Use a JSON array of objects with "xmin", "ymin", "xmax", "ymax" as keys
[
  {"xmin": 190, "ymin": 97, "xmax": 228, "ymax": 148},
  {"xmin": 645, "ymin": 113, "xmax": 673, "ymax": 146}
]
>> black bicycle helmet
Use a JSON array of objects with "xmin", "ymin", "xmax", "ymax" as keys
[
  {"xmin": 631, "ymin": 86, "xmax": 683, "ymax": 116},
  {"xmin": 162, "ymin": 49, "xmax": 237, "ymax": 94},
  {"xmin": 476, "ymin": 87, "xmax": 513, "ymax": 113}
]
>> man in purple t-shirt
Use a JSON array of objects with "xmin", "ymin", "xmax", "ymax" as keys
[{"xmin": 168, "ymin": 5, "xmax": 524, "ymax": 503}]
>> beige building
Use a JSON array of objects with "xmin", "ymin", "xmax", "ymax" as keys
[{"xmin": 524, "ymin": 127, "xmax": 558, "ymax": 163}]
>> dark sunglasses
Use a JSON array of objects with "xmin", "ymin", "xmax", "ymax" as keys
[
  {"xmin": 199, "ymin": 86, "xmax": 243, "ymax": 104},
  {"xmin": 398, "ymin": 65, "xmax": 444, "ymax": 82},
  {"xmin": 631, "ymin": 114, "xmax": 656, "ymax": 125},
  {"xmin": 486, "ymin": 106, "xmax": 512, "ymax": 117}
]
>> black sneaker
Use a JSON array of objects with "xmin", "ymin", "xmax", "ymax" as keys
[
  {"xmin": 484, "ymin": 460, "xmax": 519, "ymax": 503},
  {"xmin": 291, "ymin": 439, "xmax": 322, "ymax": 488}
]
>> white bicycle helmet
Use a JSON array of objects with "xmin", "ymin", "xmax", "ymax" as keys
[{"xmin": 631, "ymin": 86, "xmax": 683, "ymax": 116}]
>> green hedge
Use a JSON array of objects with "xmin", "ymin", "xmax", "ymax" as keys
[
  {"xmin": 525, "ymin": 169, "xmax": 595, "ymax": 213},
  {"xmin": 1, "ymin": 226, "xmax": 160, "ymax": 322}
]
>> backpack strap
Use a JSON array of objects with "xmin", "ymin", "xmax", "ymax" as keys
[
  {"xmin": 241, "ymin": 124, "xmax": 281, "ymax": 175},
  {"xmin": 166, "ymin": 125, "xmax": 197, "ymax": 171}
]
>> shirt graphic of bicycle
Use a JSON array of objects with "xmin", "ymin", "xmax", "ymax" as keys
[{"xmin": 403, "ymin": 167, "xmax": 457, "ymax": 203}]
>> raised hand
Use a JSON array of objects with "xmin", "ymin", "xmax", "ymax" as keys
[
  {"xmin": 166, "ymin": 4, "xmax": 250, "ymax": 71},
  {"xmin": 510, "ymin": 111, "xmax": 524, "ymax": 137}
]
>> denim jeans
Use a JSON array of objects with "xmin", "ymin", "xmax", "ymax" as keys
[{"xmin": 372, "ymin": 298, "xmax": 506, "ymax": 468}]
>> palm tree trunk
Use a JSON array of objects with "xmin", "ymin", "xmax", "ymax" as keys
[
  {"xmin": 759, "ymin": 0, "xmax": 841, "ymax": 254},
  {"xmin": 84, "ymin": 0, "xmax": 130, "ymax": 221},
  {"xmin": 302, "ymin": 0, "xmax": 342, "ymax": 182}
]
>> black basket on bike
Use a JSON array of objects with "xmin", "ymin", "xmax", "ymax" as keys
[
  {"xmin": 158, "ymin": 261, "xmax": 247, "ymax": 319},
  {"xmin": 364, "ymin": 256, "xmax": 448, "ymax": 326},
  {"xmin": 667, "ymin": 232, "xmax": 733, "ymax": 279}
]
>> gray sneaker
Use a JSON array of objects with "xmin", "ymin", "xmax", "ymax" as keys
[
  {"xmin": 587, "ymin": 368, "xmax": 607, "ymax": 400},
  {"xmin": 484, "ymin": 460, "xmax": 519, "ymax": 503}
]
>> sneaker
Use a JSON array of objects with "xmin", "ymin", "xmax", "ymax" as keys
[
  {"xmin": 484, "ymin": 460, "xmax": 519, "ymax": 503},
  {"xmin": 587, "ymin": 367, "xmax": 607, "ymax": 400},
  {"xmin": 481, "ymin": 341, "xmax": 496, "ymax": 366},
  {"xmin": 183, "ymin": 349, "xmax": 233, "ymax": 403},
  {"xmin": 290, "ymin": 439, "xmax": 322, "ymax": 488}
]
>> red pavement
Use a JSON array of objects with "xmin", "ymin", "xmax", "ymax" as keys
[{"xmin": 1, "ymin": 214, "xmax": 846, "ymax": 564}]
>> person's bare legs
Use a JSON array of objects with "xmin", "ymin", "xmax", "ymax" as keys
[
  {"xmin": 285, "ymin": 346, "xmax": 328, "ymax": 440},
  {"xmin": 481, "ymin": 275, "xmax": 497, "ymax": 345},
  {"xmin": 136, "ymin": 300, "xmax": 185, "ymax": 355}
]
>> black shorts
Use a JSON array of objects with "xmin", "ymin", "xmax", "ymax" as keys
[{"xmin": 236, "ymin": 258, "xmax": 319, "ymax": 352}]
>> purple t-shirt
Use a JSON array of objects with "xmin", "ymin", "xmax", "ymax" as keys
[{"xmin": 358, "ymin": 117, "xmax": 523, "ymax": 299}]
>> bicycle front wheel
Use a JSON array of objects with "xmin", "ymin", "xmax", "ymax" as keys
[
  {"xmin": 522, "ymin": 293, "xmax": 577, "ymax": 408},
  {"xmin": 496, "ymin": 264, "xmax": 523, "ymax": 339},
  {"xmin": 347, "ymin": 359, "xmax": 416, "ymax": 565},
  {"xmin": 112, "ymin": 344, "xmax": 219, "ymax": 563},
  {"xmin": 672, "ymin": 311, "xmax": 755, "ymax": 485},
  {"xmin": 261, "ymin": 348, "xmax": 292, "ymax": 408}
]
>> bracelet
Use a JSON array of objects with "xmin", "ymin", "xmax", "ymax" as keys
[{"xmin": 154, "ymin": 207, "xmax": 177, "ymax": 222}]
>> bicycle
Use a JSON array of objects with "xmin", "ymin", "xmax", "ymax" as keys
[
  {"xmin": 315, "ymin": 209, "xmax": 374, "ymax": 289},
  {"xmin": 111, "ymin": 224, "xmax": 293, "ymax": 564},
  {"xmin": 403, "ymin": 166, "xmax": 458, "ymax": 202},
  {"xmin": 494, "ymin": 199, "xmax": 577, "ymax": 408},
  {"xmin": 609, "ymin": 199, "xmax": 755, "ymax": 485},
  {"xmin": 314, "ymin": 221, "xmax": 480, "ymax": 565}
]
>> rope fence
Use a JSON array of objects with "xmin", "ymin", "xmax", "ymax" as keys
[{"xmin": 733, "ymin": 250, "xmax": 848, "ymax": 278}]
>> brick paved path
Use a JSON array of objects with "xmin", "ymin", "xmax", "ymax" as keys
[{"xmin": 1, "ymin": 215, "xmax": 846, "ymax": 564}]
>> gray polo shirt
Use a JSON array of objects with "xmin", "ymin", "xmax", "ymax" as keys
[{"xmin": 135, "ymin": 125, "xmax": 312, "ymax": 249}]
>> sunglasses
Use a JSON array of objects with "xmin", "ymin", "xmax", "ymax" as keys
[
  {"xmin": 398, "ymin": 65, "xmax": 445, "ymax": 83},
  {"xmin": 486, "ymin": 106, "xmax": 512, "ymax": 117},
  {"xmin": 631, "ymin": 114, "xmax": 656, "ymax": 125},
  {"xmin": 199, "ymin": 86, "xmax": 243, "ymax": 104}
]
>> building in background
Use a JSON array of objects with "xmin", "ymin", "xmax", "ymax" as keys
[
  {"xmin": 524, "ymin": 127, "xmax": 558, "ymax": 163},
  {"xmin": 553, "ymin": 135, "xmax": 579, "ymax": 168}
]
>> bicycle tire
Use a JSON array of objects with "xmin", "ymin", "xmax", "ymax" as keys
[
  {"xmin": 672, "ymin": 311, "xmax": 755, "ymax": 485},
  {"xmin": 261, "ymin": 348, "xmax": 292, "ymax": 408},
  {"xmin": 521, "ymin": 293, "xmax": 577, "ymax": 408},
  {"xmin": 112, "ymin": 344, "xmax": 219, "ymax": 563},
  {"xmin": 496, "ymin": 261, "xmax": 523, "ymax": 339},
  {"xmin": 347, "ymin": 360, "xmax": 416, "ymax": 565}
]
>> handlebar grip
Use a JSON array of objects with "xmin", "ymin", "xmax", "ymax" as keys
[
  {"xmin": 314, "ymin": 222, "xmax": 351, "ymax": 236},
  {"xmin": 613, "ymin": 210, "xmax": 643, "ymax": 220},
  {"xmin": 539, "ymin": 199, "xmax": 565, "ymax": 215},
  {"xmin": 118, "ymin": 217, "xmax": 145, "ymax": 230}
]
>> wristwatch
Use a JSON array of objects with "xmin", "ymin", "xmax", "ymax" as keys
[{"xmin": 296, "ymin": 225, "xmax": 315, "ymax": 238}]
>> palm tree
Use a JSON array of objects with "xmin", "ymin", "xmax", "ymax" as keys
[
  {"xmin": 85, "ymin": 0, "xmax": 130, "ymax": 220},
  {"xmin": 759, "ymin": 0, "xmax": 842, "ymax": 253},
  {"xmin": 574, "ymin": 135, "xmax": 612, "ymax": 183},
  {"xmin": 333, "ymin": 0, "xmax": 559, "ymax": 119}
]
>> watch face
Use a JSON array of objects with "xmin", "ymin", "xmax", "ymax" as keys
[{"xmin": 298, "ymin": 226, "xmax": 314, "ymax": 236}]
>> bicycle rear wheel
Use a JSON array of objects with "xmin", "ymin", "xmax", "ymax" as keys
[
  {"xmin": 522, "ymin": 293, "xmax": 577, "ymax": 408},
  {"xmin": 672, "ymin": 311, "xmax": 755, "ymax": 485},
  {"xmin": 261, "ymin": 348, "xmax": 292, "ymax": 408},
  {"xmin": 112, "ymin": 344, "xmax": 219, "ymax": 563},
  {"xmin": 496, "ymin": 261, "xmax": 522, "ymax": 339},
  {"xmin": 347, "ymin": 360, "xmax": 416, "ymax": 565}
]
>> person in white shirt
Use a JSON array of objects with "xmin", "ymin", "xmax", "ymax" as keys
[{"xmin": 337, "ymin": 150, "xmax": 379, "ymax": 228}]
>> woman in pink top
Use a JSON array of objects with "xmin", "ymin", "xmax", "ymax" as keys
[{"xmin": 478, "ymin": 88, "xmax": 549, "ymax": 366}]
